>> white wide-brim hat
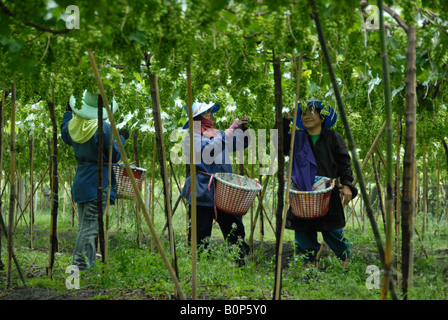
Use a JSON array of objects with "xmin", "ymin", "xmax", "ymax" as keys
[
  {"xmin": 183, "ymin": 102, "xmax": 220, "ymax": 129},
  {"xmin": 69, "ymin": 90, "xmax": 118, "ymax": 120}
]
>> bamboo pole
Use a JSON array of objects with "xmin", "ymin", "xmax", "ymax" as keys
[
  {"xmin": 2, "ymin": 82, "xmax": 27, "ymax": 287},
  {"xmin": 422, "ymin": 142, "xmax": 427, "ymax": 241},
  {"xmin": 7, "ymin": 75, "xmax": 17, "ymax": 287},
  {"xmin": 150, "ymin": 134, "xmax": 156, "ymax": 253},
  {"xmin": 352, "ymin": 121, "xmax": 386, "ymax": 187},
  {"xmin": 372, "ymin": 153, "xmax": 386, "ymax": 231},
  {"xmin": 144, "ymin": 53, "xmax": 180, "ymax": 297},
  {"xmin": 274, "ymin": 53, "xmax": 302, "ymax": 300},
  {"xmin": 0, "ymin": 91, "xmax": 4, "ymax": 269},
  {"xmin": 248, "ymin": 175, "xmax": 271, "ymax": 247},
  {"xmin": 88, "ymin": 49, "xmax": 185, "ymax": 300},
  {"xmin": 46, "ymin": 88, "xmax": 59, "ymax": 278},
  {"xmin": 272, "ymin": 52, "xmax": 286, "ymax": 300},
  {"xmin": 395, "ymin": 115, "xmax": 402, "ymax": 278},
  {"xmin": 13, "ymin": 164, "xmax": 51, "ymax": 231},
  {"xmin": 29, "ymin": 135, "xmax": 34, "ymax": 248},
  {"xmin": 401, "ymin": 24, "xmax": 417, "ymax": 300},
  {"xmin": 186, "ymin": 62, "xmax": 198, "ymax": 300},
  {"xmin": 97, "ymin": 94, "xmax": 106, "ymax": 263},
  {"xmin": 104, "ymin": 119, "xmax": 113, "ymax": 265},
  {"xmin": 0, "ymin": 203, "xmax": 26, "ymax": 287},
  {"xmin": 378, "ymin": 0, "xmax": 395, "ymax": 299},
  {"xmin": 133, "ymin": 131, "xmax": 143, "ymax": 247},
  {"xmin": 380, "ymin": 2, "xmax": 417, "ymax": 299},
  {"xmin": 436, "ymin": 159, "xmax": 440, "ymax": 220},
  {"xmin": 309, "ymin": 0, "xmax": 398, "ymax": 299}
]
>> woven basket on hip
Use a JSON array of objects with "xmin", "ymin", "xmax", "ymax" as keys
[
  {"xmin": 113, "ymin": 164, "xmax": 147, "ymax": 199},
  {"xmin": 214, "ymin": 172, "xmax": 262, "ymax": 215},
  {"xmin": 289, "ymin": 176, "xmax": 335, "ymax": 219}
]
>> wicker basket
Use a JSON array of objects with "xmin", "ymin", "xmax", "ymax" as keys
[
  {"xmin": 289, "ymin": 176, "xmax": 335, "ymax": 219},
  {"xmin": 113, "ymin": 164, "xmax": 147, "ymax": 199},
  {"xmin": 214, "ymin": 172, "xmax": 262, "ymax": 215}
]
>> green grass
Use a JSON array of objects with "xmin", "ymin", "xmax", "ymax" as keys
[{"xmin": 1, "ymin": 192, "xmax": 447, "ymax": 300}]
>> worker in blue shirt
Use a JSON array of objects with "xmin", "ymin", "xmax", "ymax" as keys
[
  {"xmin": 61, "ymin": 90, "xmax": 129, "ymax": 272},
  {"xmin": 181, "ymin": 102, "xmax": 251, "ymax": 266}
]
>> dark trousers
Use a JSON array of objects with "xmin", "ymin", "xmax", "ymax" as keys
[
  {"xmin": 189, "ymin": 205, "xmax": 250, "ymax": 260},
  {"xmin": 294, "ymin": 228, "xmax": 350, "ymax": 263}
]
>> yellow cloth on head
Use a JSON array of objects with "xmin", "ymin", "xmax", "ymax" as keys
[{"xmin": 68, "ymin": 114, "xmax": 99, "ymax": 144}]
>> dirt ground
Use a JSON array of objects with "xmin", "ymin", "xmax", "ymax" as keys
[{"xmin": 0, "ymin": 228, "xmax": 297, "ymax": 300}]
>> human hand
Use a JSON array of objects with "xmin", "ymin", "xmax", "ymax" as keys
[
  {"xmin": 229, "ymin": 118, "xmax": 240, "ymax": 131},
  {"xmin": 237, "ymin": 115, "xmax": 249, "ymax": 130},
  {"xmin": 225, "ymin": 118, "xmax": 240, "ymax": 136},
  {"xmin": 284, "ymin": 110, "xmax": 294, "ymax": 120},
  {"xmin": 340, "ymin": 185, "xmax": 352, "ymax": 206}
]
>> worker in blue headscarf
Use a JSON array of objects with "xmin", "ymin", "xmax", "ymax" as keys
[{"xmin": 283, "ymin": 99, "xmax": 357, "ymax": 270}]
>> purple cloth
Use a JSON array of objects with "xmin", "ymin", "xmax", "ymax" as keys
[{"xmin": 290, "ymin": 130, "xmax": 317, "ymax": 191}]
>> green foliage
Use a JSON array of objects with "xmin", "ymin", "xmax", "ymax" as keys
[
  {"xmin": 4, "ymin": 202, "xmax": 447, "ymax": 299},
  {"xmin": 0, "ymin": 0, "xmax": 448, "ymax": 300},
  {"xmin": 0, "ymin": 0, "xmax": 447, "ymax": 180},
  {"xmin": 401, "ymin": 0, "xmax": 422, "ymax": 25}
]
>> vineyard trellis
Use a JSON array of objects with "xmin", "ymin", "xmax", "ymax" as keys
[{"xmin": 0, "ymin": 0, "xmax": 447, "ymax": 301}]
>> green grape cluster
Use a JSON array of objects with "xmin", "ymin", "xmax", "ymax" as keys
[{"xmin": 400, "ymin": 0, "xmax": 422, "ymax": 26}]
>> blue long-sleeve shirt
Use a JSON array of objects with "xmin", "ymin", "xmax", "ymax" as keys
[
  {"xmin": 61, "ymin": 112, "xmax": 125, "ymax": 204},
  {"xmin": 181, "ymin": 129, "xmax": 251, "ymax": 207}
]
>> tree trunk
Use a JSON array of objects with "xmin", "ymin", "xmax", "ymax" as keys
[{"xmin": 401, "ymin": 25, "xmax": 417, "ymax": 300}]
